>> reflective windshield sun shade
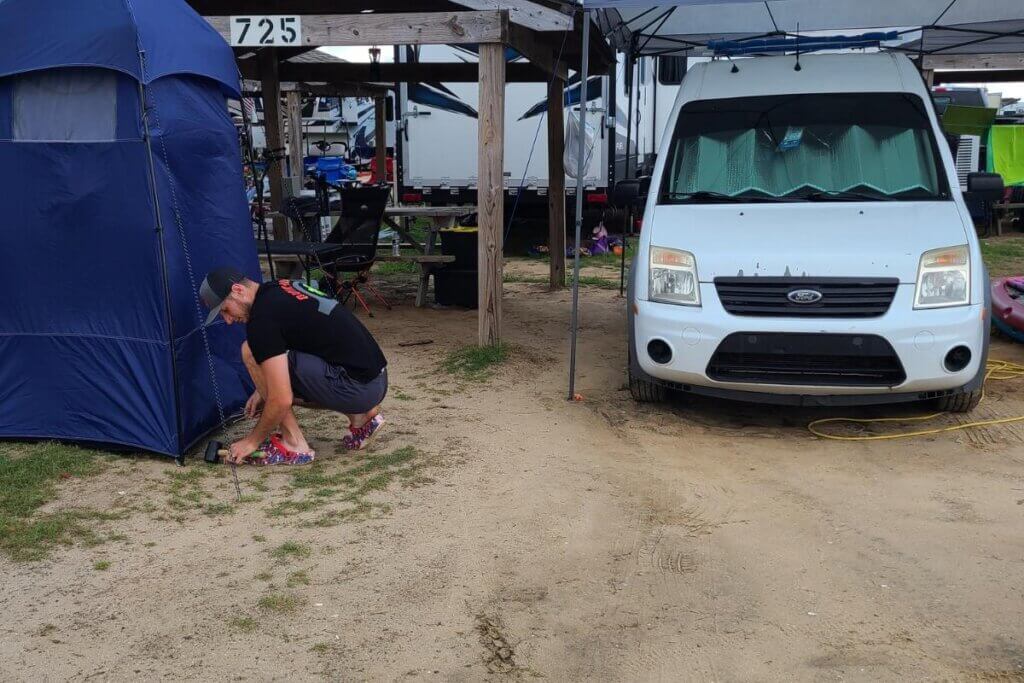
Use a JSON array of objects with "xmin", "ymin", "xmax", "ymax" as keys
[
  {"xmin": 660, "ymin": 92, "xmax": 948, "ymax": 202},
  {"xmin": 12, "ymin": 67, "xmax": 116, "ymax": 143}
]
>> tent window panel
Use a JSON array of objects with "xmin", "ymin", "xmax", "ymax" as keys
[{"xmin": 12, "ymin": 68, "xmax": 116, "ymax": 142}]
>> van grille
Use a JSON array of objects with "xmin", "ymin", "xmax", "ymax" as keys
[
  {"xmin": 714, "ymin": 277, "xmax": 899, "ymax": 318},
  {"xmin": 706, "ymin": 332, "xmax": 906, "ymax": 386}
]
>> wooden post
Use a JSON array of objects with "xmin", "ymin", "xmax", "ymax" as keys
[
  {"xmin": 285, "ymin": 91, "xmax": 304, "ymax": 193},
  {"xmin": 477, "ymin": 43, "xmax": 505, "ymax": 346},
  {"xmin": 258, "ymin": 49, "xmax": 287, "ymax": 240},
  {"xmin": 547, "ymin": 76, "xmax": 566, "ymax": 289},
  {"xmin": 374, "ymin": 97, "xmax": 387, "ymax": 187}
]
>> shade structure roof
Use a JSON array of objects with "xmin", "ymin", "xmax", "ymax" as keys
[
  {"xmin": 0, "ymin": 0, "xmax": 240, "ymax": 96},
  {"xmin": 588, "ymin": 0, "xmax": 1024, "ymax": 57}
]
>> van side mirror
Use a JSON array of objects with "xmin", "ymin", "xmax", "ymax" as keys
[{"xmin": 967, "ymin": 172, "xmax": 1003, "ymax": 195}]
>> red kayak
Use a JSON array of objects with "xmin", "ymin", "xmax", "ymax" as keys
[{"xmin": 991, "ymin": 276, "xmax": 1024, "ymax": 343}]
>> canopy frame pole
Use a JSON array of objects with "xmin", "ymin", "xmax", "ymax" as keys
[{"xmin": 568, "ymin": 9, "xmax": 591, "ymax": 400}]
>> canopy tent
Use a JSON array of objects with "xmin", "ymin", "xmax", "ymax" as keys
[
  {"xmin": 589, "ymin": 1, "xmax": 1024, "ymax": 57},
  {"xmin": 0, "ymin": 0, "xmax": 259, "ymax": 456}
]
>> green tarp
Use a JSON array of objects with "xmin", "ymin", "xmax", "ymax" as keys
[{"xmin": 987, "ymin": 125, "xmax": 1024, "ymax": 187}]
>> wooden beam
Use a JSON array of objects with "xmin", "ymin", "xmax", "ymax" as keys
[
  {"xmin": 477, "ymin": 43, "xmax": 505, "ymax": 346},
  {"xmin": 374, "ymin": 97, "xmax": 388, "ymax": 187},
  {"xmin": 257, "ymin": 49, "xmax": 288, "ymax": 240},
  {"xmin": 924, "ymin": 53, "xmax": 1024, "ymax": 70},
  {"xmin": 547, "ymin": 75, "xmax": 565, "ymax": 290},
  {"xmin": 237, "ymin": 59, "xmax": 551, "ymax": 83},
  {"xmin": 241, "ymin": 79, "xmax": 391, "ymax": 98},
  {"xmin": 507, "ymin": 23, "xmax": 568, "ymax": 80},
  {"xmin": 285, "ymin": 91, "xmax": 304, "ymax": 188},
  {"xmin": 448, "ymin": 0, "xmax": 572, "ymax": 32},
  {"xmin": 207, "ymin": 11, "xmax": 508, "ymax": 47}
]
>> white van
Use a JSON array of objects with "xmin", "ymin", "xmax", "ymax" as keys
[{"xmin": 628, "ymin": 53, "xmax": 998, "ymax": 412}]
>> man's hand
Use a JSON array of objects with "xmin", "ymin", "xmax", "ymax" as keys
[
  {"xmin": 228, "ymin": 437, "xmax": 260, "ymax": 464},
  {"xmin": 244, "ymin": 390, "xmax": 264, "ymax": 419}
]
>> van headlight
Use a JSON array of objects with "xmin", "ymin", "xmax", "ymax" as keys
[
  {"xmin": 649, "ymin": 246, "xmax": 700, "ymax": 306},
  {"xmin": 914, "ymin": 245, "xmax": 970, "ymax": 309}
]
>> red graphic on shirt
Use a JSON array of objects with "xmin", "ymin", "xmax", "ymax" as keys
[{"xmin": 278, "ymin": 279, "xmax": 309, "ymax": 301}]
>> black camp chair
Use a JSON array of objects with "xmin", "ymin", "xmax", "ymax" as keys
[
  {"xmin": 258, "ymin": 195, "xmax": 345, "ymax": 282},
  {"xmin": 321, "ymin": 184, "xmax": 392, "ymax": 316}
]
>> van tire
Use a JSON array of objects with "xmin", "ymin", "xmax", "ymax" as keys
[
  {"xmin": 936, "ymin": 389, "xmax": 982, "ymax": 413},
  {"xmin": 629, "ymin": 370, "xmax": 666, "ymax": 403}
]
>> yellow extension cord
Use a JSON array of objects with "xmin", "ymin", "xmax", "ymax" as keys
[{"xmin": 807, "ymin": 359, "xmax": 1024, "ymax": 441}]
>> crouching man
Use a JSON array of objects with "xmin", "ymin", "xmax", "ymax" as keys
[{"xmin": 200, "ymin": 267, "xmax": 388, "ymax": 464}]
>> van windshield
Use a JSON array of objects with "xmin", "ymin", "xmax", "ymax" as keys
[{"xmin": 659, "ymin": 92, "xmax": 950, "ymax": 204}]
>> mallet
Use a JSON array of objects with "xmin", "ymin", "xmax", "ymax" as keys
[
  {"xmin": 204, "ymin": 440, "xmax": 242, "ymax": 502},
  {"xmin": 203, "ymin": 440, "xmax": 230, "ymax": 464}
]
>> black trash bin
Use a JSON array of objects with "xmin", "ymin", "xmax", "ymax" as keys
[{"xmin": 435, "ymin": 227, "xmax": 478, "ymax": 308}]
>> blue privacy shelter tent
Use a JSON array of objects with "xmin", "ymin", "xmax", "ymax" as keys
[{"xmin": 0, "ymin": 0, "xmax": 260, "ymax": 456}]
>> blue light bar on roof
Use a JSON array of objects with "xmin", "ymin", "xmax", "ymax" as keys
[{"xmin": 709, "ymin": 31, "xmax": 899, "ymax": 56}]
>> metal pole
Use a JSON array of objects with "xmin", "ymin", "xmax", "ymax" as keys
[{"xmin": 568, "ymin": 9, "xmax": 591, "ymax": 400}]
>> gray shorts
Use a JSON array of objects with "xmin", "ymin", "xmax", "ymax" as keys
[{"xmin": 288, "ymin": 351, "xmax": 388, "ymax": 415}]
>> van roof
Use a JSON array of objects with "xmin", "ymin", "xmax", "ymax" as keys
[{"xmin": 686, "ymin": 52, "xmax": 927, "ymax": 102}]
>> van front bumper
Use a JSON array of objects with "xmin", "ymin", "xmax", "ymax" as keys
[{"xmin": 633, "ymin": 284, "xmax": 987, "ymax": 406}]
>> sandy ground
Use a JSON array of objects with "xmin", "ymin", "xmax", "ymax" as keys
[{"xmin": 2, "ymin": 268, "xmax": 1024, "ymax": 682}]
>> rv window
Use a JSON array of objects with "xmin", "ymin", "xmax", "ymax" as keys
[
  {"xmin": 657, "ymin": 56, "xmax": 687, "ymax": 86},
  {"xmin": 660, "ymin": 92, "xmax": 949, "ymax": 203},
  {"xmin": 302, "ymin": 99, "xmax": 315, "ymax": 118},
  {"xmin": 12, "ymin": 68, "xmax": 116, "ymax": 142}
]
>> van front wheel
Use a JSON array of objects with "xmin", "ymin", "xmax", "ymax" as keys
[
  {"xmin": 936, "ymin": 389, "xmax": 982, "ymax": 413},
  {"xmin": 629, "ymin": 370, "xmax": 666, "ymax": 403}
]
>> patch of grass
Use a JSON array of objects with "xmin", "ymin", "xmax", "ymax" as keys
[
  {"xmin": 93, "ymin": 560, "xmax": 110, "ymax": 571},
  {"xmin": 0, "ymin": 443, "xmax": 114, "ymax": 561},
  {"xmin": 203, "ymin": 502, "xmax": 235, "ymax": 516},
  {"xmin": 374, "ymin": 259, "xmax": 419, "ymax": 275},
  {"xmin": 255, "ymin": 571, "xmax": 273, "ymax": 581},
  {"xmin": 252, "ymin": 534, "xmax": 267, "ymax": 543},
  {"xmin": 574, "ymin": 274, "xmax": 620, "ymax": 290},
  {"xmin": 310, "ymin": 642, "xmax": 331, "ymax": 655},
  {"xmin": 143, "ymin": 541, "xmax": 157, "ymax": 548},
  {"xmin": 266, "ymin": 497, "xmax": 328, "ymax": 518},
  {"xmin": 981, "ymin": 235, "xmax": 1024, "ymax": 277},
  {"xmin": 287, "ymin": 570, "xmax": 311, "ymax": 587},
  {"xmin": 257, "ymin": 593, "xmax": 303, "ymax": 614},
  {"xmin": 441, "ymin": 344, "xmax": 510, "ymax": 381},
  {"xmin": 391, "ymin": 388, "xmax": 415, "ymax": 401},
  {"xmin": 238, "ymin": 494, "xmax": 262, "ymax": 504},
  {"xmin": 269, "ymin": 541, "xmax": 311, "ymax": 563},
  {"xmin": 228, "ymin": 616, "xmax": 258, "ymax": 633}
]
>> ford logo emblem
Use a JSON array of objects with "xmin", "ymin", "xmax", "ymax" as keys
[{"xmin": 787, "ymin": 289, "xmax": 823, "ymax": 304}]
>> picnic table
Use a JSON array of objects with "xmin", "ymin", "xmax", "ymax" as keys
[
  {"xmin": 383, "ymin": 206, "xmax": 477, "ymax": 307},
  {"xmin": 258, "ymin": 204, "xmax": 475, "ymax": 307}
]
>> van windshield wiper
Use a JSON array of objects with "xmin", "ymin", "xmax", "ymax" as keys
[
  {"xmin": 663, "ymin": 191, "xmax": 791, "ymax": 204},
  {"xmin": 798, "ymin": 190, "xmax": 895, "ymax": 202}
]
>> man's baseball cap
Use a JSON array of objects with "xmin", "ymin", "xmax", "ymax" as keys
[{"xmin": 200, "ymin": 267, "xmax": 246, "ymax": 325}]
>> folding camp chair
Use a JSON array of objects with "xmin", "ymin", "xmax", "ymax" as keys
[
  {"xmin": 258, "ymin": 196, "xmax": 345, "ymax": 283},
  {"xmin": 320, "ymin": 184, "xmax": 392, "ymax": 316}
]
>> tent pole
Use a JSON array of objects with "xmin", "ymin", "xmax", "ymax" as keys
[
  {"xmin": 138, "ymin": 80, "xmax": 186, "ymax": 461},
  {"xmin": 568, "ymin": 9, "xmax": 591, "ymax": 401}
]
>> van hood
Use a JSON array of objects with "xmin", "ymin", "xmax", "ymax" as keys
[{"xmin": 647, "ymin": 202, "xmax": 970, "ymax": 283}]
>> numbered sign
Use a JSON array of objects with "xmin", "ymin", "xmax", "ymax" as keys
[{"xmin": 230, "ymin": 16, "xmax": 302, "ymax": 47}]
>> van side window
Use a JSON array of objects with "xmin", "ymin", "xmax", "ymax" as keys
[{"xmin": 658, "ymin": 56, "xmax": 687, "ymax": 86}]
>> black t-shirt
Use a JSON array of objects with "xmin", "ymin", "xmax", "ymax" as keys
[{"xmin": 246, "ymin": 280, "xmax": 387, "ymax": 383}]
